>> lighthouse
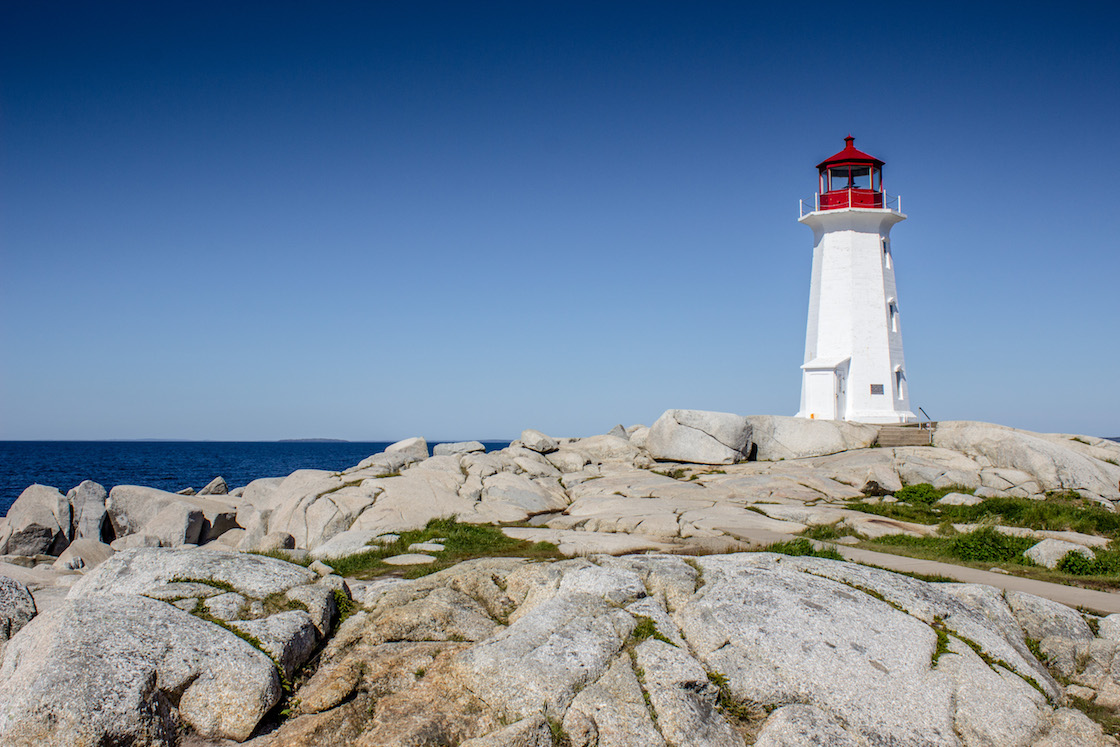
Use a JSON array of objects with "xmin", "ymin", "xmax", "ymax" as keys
[{"xmin": 795, "ymin": 136, "xmax": 917, "ymax": 424}]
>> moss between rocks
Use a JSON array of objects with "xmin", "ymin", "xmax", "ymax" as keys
[
  {"xmin": 325, "ymin": 518, "xmax": 563, "ymax": 579},
  {"xmin": 170, "ymin": 576, "xmax": 238, "ymax": 593}
]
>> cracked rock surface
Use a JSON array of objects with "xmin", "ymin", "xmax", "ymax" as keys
[{"xmin": 259, "ymin": 553, "xmax": 1113, "ymax": 747}]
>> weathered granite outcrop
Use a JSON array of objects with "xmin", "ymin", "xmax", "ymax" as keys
[
  {"xmin": 66, "ymin": 480, "xmax": 108, "ymax": 542},
  {"xmin": 0, "ymin": 594, "xmax": 281, "ymax": 745},
  {"xmin": 0, "ymin": 576, "xmax": 35, "ymax": 646},
  {"xmin": 934, "ymin": 421, "xmax": 1120, "ymax": 500},
  {"xmin": 258, "ymin": 553, "xmax": 1111, "ymax": 747},
  {"xmin": 106, "ymin": 485, "xmax": 239, "ymax": 544},
  {"xmin": 745, "ymin": 414, "xmax": 879, "ymax": 460},
  {"xmin": 646, "ymin": 409, "xmax": 754, "ymax": 465},
  {"xmin": 0, "ymin": 546, "xmax": 355, "ymax": 745},
  {"xmin": 0, "ymin": 484, "xmax": 71, "ymax": 556}
]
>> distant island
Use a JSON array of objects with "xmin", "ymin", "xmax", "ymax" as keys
[{"xmin": 277, "ymin": 438, "xmax": 350, "ymax": 443}]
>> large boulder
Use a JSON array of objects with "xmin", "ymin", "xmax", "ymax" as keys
[
  {"xmin": 66, "ymin": 480, "xmax": 108, "ymax": 542},
  {"xmin": 745, "ymin": 415, "xmax": 879, "ymax": 461},
  {"xmin": 933, "ymin": 421, "xmax": 1120, "ymax": 499},
  {"xmin": 434, "ymin": 441, "xmax": 487, "ymax": 456},
  {"xmin": 260, "ymin": 470, "xmax": 385, "ymax": 550},
  {"xmin": 198, "ymin": 476, "xmax": 229, "ymax": 495},
  {"xmin": 385, "ymin": 437, "xmax": 429, "ymax": 463},
  {"xmin": 0, "ymin": 485, "xmax": 71, "ymax": 556},
  {"xmin": 349, "ymin": 470, "xmax": 475, "ymax": 537},
  {"xmin": 1024, "ymin": 538, "xmax": 1094, "ymax": 570},
  {"xmin": 139, "ymin": 502, "xmax": 205, "ymax": 547},
  {"xmin": 520, "ymin": 429, "xmax": 559, "ymax": 454},
  {"xmin": 645, "ymin": 409, "xmax": 753, "ymax": 465},
  {"xmin": 106, "ymin": 486, "xmax": 238, "ymax": 544},
  {"xmin": 0, "ymin": 577, "xmax": 36, "ymax": 644},
  {"xmin": 0, "ymin": 594, "xmax": 281, "ymax": 744}
]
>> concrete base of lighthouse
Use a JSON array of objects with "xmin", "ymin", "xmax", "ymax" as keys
[{"xmin": 795, "ymin": 207, "xmax": 917, "ymax": 425}]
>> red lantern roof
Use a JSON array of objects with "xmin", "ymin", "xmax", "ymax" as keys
[{"xmin": 816, "ymin": 135, "xmax": 884, "ymax": 170}]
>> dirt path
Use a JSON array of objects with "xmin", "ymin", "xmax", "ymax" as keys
[{"xmin": 716, "ymin": 526, "xmax": 1120, "ymax": 615}]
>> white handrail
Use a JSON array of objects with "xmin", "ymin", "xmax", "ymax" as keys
[{"xmin": 799, "ymin": 191, "xmax": 904, "ymax": 218}]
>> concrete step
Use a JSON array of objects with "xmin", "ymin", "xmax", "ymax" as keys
[{"xmin": 876, "ymin": 425, "xmax": 933, "ymax": 447}]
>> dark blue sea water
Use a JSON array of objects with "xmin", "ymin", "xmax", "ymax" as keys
[{"xmin": 0, "ymin": 441, "xmax": 510, "ymax": 516}]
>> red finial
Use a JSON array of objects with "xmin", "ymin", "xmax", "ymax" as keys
[{"xmin": 844, "ymin": 135, "xmax": 855, "ymax": 148}]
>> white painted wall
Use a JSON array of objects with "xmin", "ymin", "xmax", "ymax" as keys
[{"xmin": 795, "ymin": 207, "xmax": 916, "ymax": 424}]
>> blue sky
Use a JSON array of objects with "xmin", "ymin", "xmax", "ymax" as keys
[{"xmin": 2, "ymin": 1, "xmax": 1118, "ymax": 440}]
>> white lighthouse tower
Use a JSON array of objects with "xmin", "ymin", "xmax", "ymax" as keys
[{"xmin": 795, "ymin": 136, "xmax": 916, "ymax": 424}]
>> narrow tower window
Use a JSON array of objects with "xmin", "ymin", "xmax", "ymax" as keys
[
  {"xmin": 882, "ymin": 238, "xmax": 892, "ymax": 269},
  {"xmin": 895, "ymin": 370, "xmax": 905, "ymax": 400},
  {"xmin": 890, "ymin": 304, "xmax": 899, "ymax": 332}
]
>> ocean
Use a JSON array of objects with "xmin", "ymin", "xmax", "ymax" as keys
[{"xmin": 0, "ymin": 440, "xmax": 510, "ymax": 516}]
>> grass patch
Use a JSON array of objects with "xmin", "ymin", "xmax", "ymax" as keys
[
  {"xmin": 325, "ymin": 518, "xmax": 564, "ymax": 579},
  {"xmin": 800, "ymin": 523, "xmax": 859, "ymax": 542},
  {"xmin": 170, "ymin": 576, "xmax": 238, "ymax": 594},
  {"xmin": 706, "ymin": 670, "xmax": 769, "ymax": 727},
  {"xmin": 631, "ymin": 616, "xmax": 674, "ymax": 646},
  {"xmin": 861, "ymin": 530, "xmax": 1120, "ymax": 592},
  {"xmin": 247, "ymin": 549, "xmax": 314, "ymax": 567},
  {"xmin": 931, "ymin": 621, "xmax": 951, "ymax": 666},
  {"xmin": 763, "ymin": 538, "xmax": 844, "ymax": 561},
  {"xmin": 333, "ymin": 589, "xmax": 357, "ymax": 625},
  {"xmin": 547, "ymin": 716, "xmax": 572, "ymax": 746},
  {"xmin": 653, "ymin": 467, "xmax": 690, "ymax": 480},
  {"xmin": 853, "ymin": 489, "xmax": 1120, "ymax": 538},
  {"xmin": 1069, "ymin": 696, "xmax": 1120, "ymax": 738},
  {"xmin": 261, "ymin": 592, "xmax": 308, "ymax": 616},
  {"xmin": 869, "ymin": 528, "xmax": 1035, "ymax": 563}
]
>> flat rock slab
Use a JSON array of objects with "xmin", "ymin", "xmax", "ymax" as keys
[
  {"xmin": 409, "ymin": 542, "xmax": 445, "ymax": 552},
  {"xmin": 383, "ymin": 553, "xmax": 437, "ymax": 565},
  {"xmin": 502, "ymin": 527, "xmax": 679, "ymax": 556},
  {"xmin": 67, "ymin": 547, "xmax": 317, "ymax": 600}
]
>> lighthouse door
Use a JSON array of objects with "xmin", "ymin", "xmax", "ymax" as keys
[{"xmin": 835, "ymin": 370, "xmax": 847, "ymax": 420}]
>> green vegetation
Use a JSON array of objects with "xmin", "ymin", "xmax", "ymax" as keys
[
  {"xmin": 799, "ymin": 523, "xmax": 859, "ymax": 542},
  {"xmin": 631, "ymin": 616, "xmax": 674, "ymax": 646},
  {"xmin": 930, "ymin": 622, "xmax": 951, "ymax": 666},
  {"xmin": 854, "ymin": 488, "xmax": 1120, "ymax": 538},
  {"xmin": 261, "ymin": 592, "xmax": 308, "ymax": 616},
  {"xmin": 1069, "ymin": 696, "xmax": 1120, "ymax": 738},
  {"xmin": 548, "ymin": 716, "xmax": 572, "ymax": 747},
  {"xmin": 894, "ymin": 483, "xmax": 943, "ymax": 504},
  {"xmin": 333, "ymin": 589, "xmax": 357, "ymax": 625},
  {"xmin": 870, "ymin": 528, "xmax": 1034, "ymax": 563},
  {"xmin": 653, "ymin": 467, "xmax": 690, "ymax": 480},
  {"xmin": 325, "ymin": 518, "xmax": 564, "ymax": 579},
  {"xmin": 763, "ymin": 538, "xmax": 845, "ymax": 561},
  {"xmin": 950, "ymin": 527, "xmax": 1036, "ymax": 562},
  {"xmin": 706, "ymin": 670, "xmax": 766, "ymax": 725},
  {"xmin": 1057, "ymin": 549, "xmax": 1120, "ymax": 576},
  {"xmin": 859, "ymin": 528, "xmax": 1120, "ymax": 591},
  {"xmin": 170, "ymin": 576, "xmax": 238, "ymax": 593},
  {"xmin": 247, "ymin": 549, "xmax": 314, "ymax": 567}
]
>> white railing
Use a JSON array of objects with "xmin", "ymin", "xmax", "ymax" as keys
[{"xmin": 799, "ymin": 191, "xmax": 903, "ymax": 218}]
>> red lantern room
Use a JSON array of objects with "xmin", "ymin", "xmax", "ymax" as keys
[{"xmin": 817, "ymin": 135, "xmax": 885, "ymax": 210}]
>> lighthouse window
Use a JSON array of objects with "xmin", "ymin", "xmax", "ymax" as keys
[
  {"xmin": 890, "ymin": 304, "xmax": 898, "ymax": 332},
  {"xmin": 850, "ymin": 167, "xmax": 871, "ymax": 189},
  {"xmin": 870, "ymin": 384, "xmax": 884, "ymax": 395},
  {"xmin": 829, "ymin": 168, "xmax": 851, "ymax": 191}
]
